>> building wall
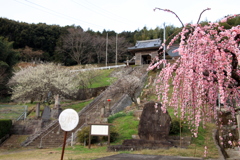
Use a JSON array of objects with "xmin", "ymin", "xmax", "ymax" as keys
[{"xmin": 135, "ymin": 51, "xmax": 158, "ymax": 65}]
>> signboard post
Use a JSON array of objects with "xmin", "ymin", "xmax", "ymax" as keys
[
  {"xmin": 59, "ymin": 109, "xmax": 79, "ymax": 160},
  {"xmin": 88, "ymin": 123, "xmax": 111, "ymax": 149}
]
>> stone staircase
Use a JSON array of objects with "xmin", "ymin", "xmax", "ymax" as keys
[
  {"xmin": 18, "ymin": 66, "xmax": 148, "ymax": 148},
  {"xmin": 21, "ymin": 94, "xmax": 105, "ymax": 148},
  {"xmin": 21, "ymin": 90, "xmax": 134, "ymax": 148},
  {"xmin": 0, "ymin": 135, "xmax": 27, "ymax": 148}
]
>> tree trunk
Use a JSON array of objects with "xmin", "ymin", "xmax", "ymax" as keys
[
  {"xmin": 54, "ymin": 94, "xmax": 61, "ymax": 109},
  {"xmin": 132, "ymin": 97, "xmax": 139, "ymax": 109}
]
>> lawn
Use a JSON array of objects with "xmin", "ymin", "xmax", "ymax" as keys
[
  {"xmin": 0, "ymin": 65, "xmax": 220, "ymax": 159},
  {"xmin": 89, "ymin": 69, "xmax": 115, "ymax": 88},
  {"xmin": 0, "ymin": 111, "xmax": 219, "ymax": 159},
  {"xmin": 0, "ymin": 105, "xmax": 27, "ymax": 120},
  {"xmin": 61, "ymin": 100, "xmax": 93, "ymax": 112}
]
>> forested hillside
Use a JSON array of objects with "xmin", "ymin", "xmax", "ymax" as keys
[
  {"xmin": 0, "ymin": 16, "xmax": 240, "ymax": 98},
  {"xmin": 0, "ymin": 18, "xmax": 183, "ymax": 65},
  {"xmin": 1, "ymin": 16, "xmax": 240, "ymax": 65}
]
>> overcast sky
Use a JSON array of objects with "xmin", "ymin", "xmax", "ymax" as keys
[{"xmin": 0, "ymin": 0, "xmax": 239, "ymax": 33}]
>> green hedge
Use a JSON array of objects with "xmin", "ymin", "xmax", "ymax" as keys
[{"xmin": 0, "ymin": 119, "xmax": 12, "ymax": 139}]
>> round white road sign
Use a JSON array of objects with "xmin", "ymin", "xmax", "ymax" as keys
[{"xmin": 59, "ymin": 109, "xmax": 79, "ymax": 131}]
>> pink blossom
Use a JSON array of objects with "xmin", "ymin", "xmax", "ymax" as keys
[
  {"xmin": 219, "ymin": 136, "xmax": 223, "ymax": 141},
  {"xmin": 151, "ymin": 8, "xmax": 240, "ymax": 137},
  {"xmin": 193, "ymin": 132, "xmax": 198, "ymax": 137},
  {"xmin": 204, "ymin": 146, "xmax": 208, "ymax": 157},
  {"xmin": 154, "ymin": 103, "xmax": 158, "ymax": 108}
]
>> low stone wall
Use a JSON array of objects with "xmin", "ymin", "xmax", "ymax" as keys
[
  {"xmin": 76, "ymin": 87, "xmax": 107, "ymax": 100},
  {"xmin": 10, "ymin": 119, "xmax": 51, "ymax": 135},
  {"xmin": 0, "ymin": 134, "xmax": 10, "ymax": 145},
  {"xmin": 108, "ymin": 136, "xmax": 191, "ymax": 152},
  {"xmin": 110, "ymin": 94, "xmax": 132, "ymax": 114}
]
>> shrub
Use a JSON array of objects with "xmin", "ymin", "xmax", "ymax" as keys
[
  {"xmin": 102, "ymin": 126, "xmax": 119, "ymax": 142},
  {"xmin": 77, "ymin": 126, "xmax": 119, "ymax": 145},
  {"xmin": 169, "ymin": 118, "xmax": 191, "ymax": 135},
  {"xmin": 169, "ymin": 119, "xmax": 181, "ymax": 135},
  {"xmin": 77, "ymin": 126, "xmax": 98, "ymax": 145},
  {"xmin": 0, "ymin": 119, "xmax": 12, "ymax": 139}
]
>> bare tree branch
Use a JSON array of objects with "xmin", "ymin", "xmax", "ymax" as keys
[
  {"xmin": 154, "ymin": 8, "xmax": 184, "ymax": 27},
  {"xmin": 197, "ymin": 8, "xmax": 211, "ymax": 24}
]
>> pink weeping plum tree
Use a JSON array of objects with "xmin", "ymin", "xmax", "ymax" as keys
[{"xmin": 148, "ymin": 8, "xmax": 240, "ymax": 142}]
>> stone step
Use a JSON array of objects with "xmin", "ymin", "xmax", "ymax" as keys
[{"xmin": 0, "ymin": 135, "xmax": 28, "ymax": 148}]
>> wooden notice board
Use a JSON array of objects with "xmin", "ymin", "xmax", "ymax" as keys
[{"xmin": 88, "ymin": 123, "xmax": 111, "ymax": 149}]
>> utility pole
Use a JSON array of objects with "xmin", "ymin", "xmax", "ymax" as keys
[
  {"xmin": 106, "ymin": 33, "xmax": 108, "ymax": 67},
  {"xmin": 163, "ymin": 23, "xmax": 166, "ymax": 67},
  {"xmin": 115, "ymin": 33, "xmax": 118, "ymax": 65}
]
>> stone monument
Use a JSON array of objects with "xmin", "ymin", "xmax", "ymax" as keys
[
  {"xmin": 138, "ymin": 101, "xmax": 171, "ymax": 140},
  {"xmin": 42, "ymin": 106, "xmax": 51, "ymax": 121},
  {"xmin": 51, "ymin": 94, "xmax": 62, "ymax": 119},
  {"xmin": 108, "ymin": 101, "xmax": 180, "ymax": 151}
]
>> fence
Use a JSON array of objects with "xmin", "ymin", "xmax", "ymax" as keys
[
  {"xmin": 0, "ymin": 105, "xmax": 28, "ymax": 120},
  {"xmin": 70, "ymin": 64, "xmax": 126, "ymax": 73}
]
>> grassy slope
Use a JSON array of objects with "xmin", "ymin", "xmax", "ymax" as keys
[
  {"xmin": 0, "ymin": 65, "xmax": 220, "ymax": 159},
  {"xmin": 89, "ymin": 69, "xmax": 114, "ymax": 88},
  {"xmin": 107, "ymin": 112, "xmax": 219, "ymax": 159}
]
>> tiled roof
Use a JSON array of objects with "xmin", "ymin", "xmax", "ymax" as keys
[
  {"xmin": 167, "ymin": 44, "xmax": 180, "ymax": 57},
  {"xmin": 128, "ymin": 38, "xmax": 161, "ymax": 50}
]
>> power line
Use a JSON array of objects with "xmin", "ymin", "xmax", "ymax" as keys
[
  {"xmin": 25, "ymin": 0, "xmax": 106, "ymax": 29},
  {"xmin": 14, "ymin": 0, "xmax": 106, "ymax": 31},
  {"xmin": 82, "ymin": 0, "xmax": 142, "ymax": 25},
  {"xmin": 71, "ymin": 0, "xmax": 129, "ymax": 26}
]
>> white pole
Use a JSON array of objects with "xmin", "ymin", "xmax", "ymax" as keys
[
  {"xmin": 163, "ymin": 23, "xmax": 166, "ymax": 67},
  {"xmin": 71, "ymin": 132, "xmax": 73, "ymax": 146},
  {"xmin": 116, "ymin": 33, "xmax": 118, "ymax": 65},
  {"xmin": 218, "ymin": 94, "xmax": 221, "ymax": 109},
  {"xmin": 24, "ymin": 105, "xmax": 27, "ymax": 120},
  {"xmin": 236, "ymin": 114, "xmax": 240, "ymax": 143},
  {"xmin": 106, "ymin": 33, "xmax": 108, "ymax": 67}
]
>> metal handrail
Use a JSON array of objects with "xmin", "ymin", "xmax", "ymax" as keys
[
  {"xmin": 16, "ymin": 112, "xmax": 25, "ymax": 121},
  {"xmin": 16, "ymin": 105, "xmax": 28, "ymax": 121}
]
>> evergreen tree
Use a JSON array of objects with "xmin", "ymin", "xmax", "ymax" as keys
[{"xmin": 0, "ymin": 37, "xmax": 18, "ymax": 96}]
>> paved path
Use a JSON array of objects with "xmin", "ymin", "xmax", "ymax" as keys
[{"xmin": 95, "ymin": 153, "xmax": 203, "ymax": 160}]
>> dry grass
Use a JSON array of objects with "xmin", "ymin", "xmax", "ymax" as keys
[
  {"xmin": 0, "ymin": 146, "xmax": 118, "ymax": 160},
  {"xmin": 0, "ymin": 144, "xmax": 219, "ymax": 160},
  {"xmin": 14, "ymin": 62, "xmax": 37, "ymax": 70}
]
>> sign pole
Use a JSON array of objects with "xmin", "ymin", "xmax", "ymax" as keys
[
  {"xmin": 59, "ymin": 109, "xmax": 79, "ymax": 160},
  {"xmin": 60, "ymin": 131, "xmax": 68, "ymax": 160},
  {"xmin": 108, "ymin": 125, "xmax": 110, "ymax": 146},
  {"xmin": 88, "ymin": 125, "xmax": 92, "ymax": 149},
  {"xmin": 88, "ymin": 123, "xmax": 111, "ymax": 149}
]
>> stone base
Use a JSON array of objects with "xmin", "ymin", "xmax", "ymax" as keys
[
  {"xmin": 108, "ymin": 136, "xmax": 191, "ymax": 152},
  {"xmin": 51, "ymin": 108, "xmax": 62, "ymax": 119}
]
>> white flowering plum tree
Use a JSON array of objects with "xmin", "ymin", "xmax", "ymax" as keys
[
  {"xmin": 110, "ymin": 67, "xmax": 147, "ymax": 109},
  {"xmin": 148, "ymin": 8, "xmax": 240, "ymax": 143},
  {"xmin": 8, "ymin": 63, "xmax": 79, "ymax": 105},
  {"xmin": 115, "ymin": 74, "xmax": 141, "ymax": 108}
]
